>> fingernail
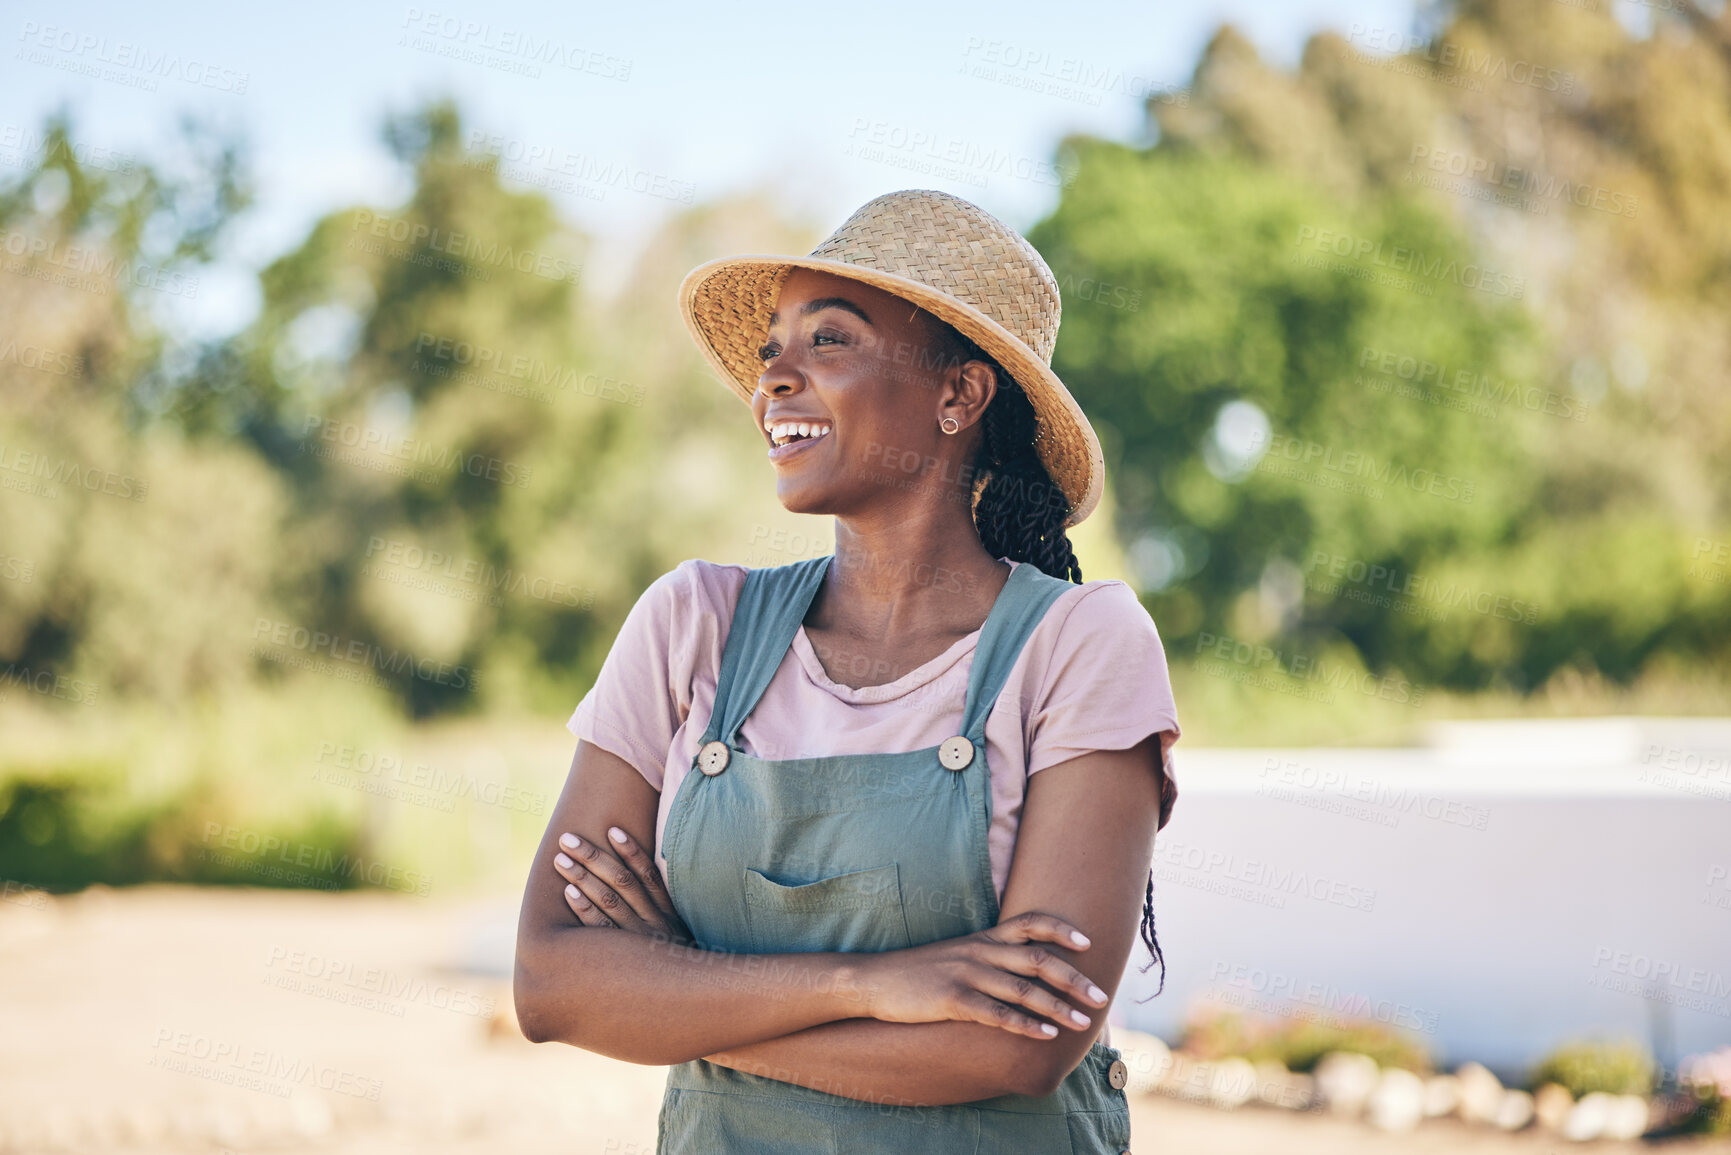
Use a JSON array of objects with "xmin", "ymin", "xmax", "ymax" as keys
[
  {"xmin": 1070, "ymin": 931, "xmax": 1090, "ymax": 947},
  {"xmin": 565, "ymin": 884, "xmax": 578, "ymax": 897},
  {"xmin": 555, "ymin": 853, "xmax": 573, "ymax": 869},
  {"xmin": 560, "ymin": 833, "xmax": 579, "ymax": 850},
  {"xmin": 608, "ymin": 827, "xmax": 627, "ymax": 844},
  {"xmin": 1069, "ymin": 1010, "xmax": 1090, "ymax": 1027},
  {"xmin": 1088, "ymin": 984, "xmax": 1107, "ymax": 1004},
  {"xmin": 1040, "ymin": 1023, "xmax": 1057, "ymax": 1036}
]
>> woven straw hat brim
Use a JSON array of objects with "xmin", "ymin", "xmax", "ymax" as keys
[{"xmin": 678, "ymin": 254, "xmax": 1104, "ymax": 528}]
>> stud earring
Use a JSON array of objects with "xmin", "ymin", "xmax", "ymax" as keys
[{"xmin": 940, "ymin": 416, "xmax": 960, "ymax": 434}]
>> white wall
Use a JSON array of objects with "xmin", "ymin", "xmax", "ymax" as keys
[{"xmin": 1115, "ymin": 717, "xmax": 1731, "ymax": 1082}]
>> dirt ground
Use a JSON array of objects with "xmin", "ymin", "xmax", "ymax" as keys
[{"xmin": 1, "ymin": 884, "xmax": 1726, "ymax": 1154}]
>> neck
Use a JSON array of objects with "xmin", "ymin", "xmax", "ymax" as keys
[{"xmin": 816, "ymin": 508, "xmax": 1008, "ymax": 635}]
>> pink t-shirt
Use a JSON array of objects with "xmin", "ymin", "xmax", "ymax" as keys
[{"xmin": 568, "ymin": 556, "xmax": 1182, "ymax": 906}]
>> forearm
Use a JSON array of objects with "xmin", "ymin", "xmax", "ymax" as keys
[
  {"xmin": 703, "ymin": 1018, "xmax": 1038, "ymax": 1106},
  {"xmin": 515, "ymin": 925, "xmax": 871, "ymax": 1063}
]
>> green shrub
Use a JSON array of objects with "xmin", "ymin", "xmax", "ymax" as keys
[
  {"xmin": 1180, "ymin": 1005, "xmax": 1433, "ymax": 1074},
  {"xmin": 1529, "ymin": 1039, "xmax": 1655, "ymax": 1098},
  {"xmin": 1179, "ymin": 1007, "xmax": 1262, "ymax": 1062},
  {"xmin": 0, "ymin": 770, "xmax": 370, "ymax": 892},
  {"xmin": 1254, "ymin": 1019, "xmax": 1432, "ymax": 1075},
  {"xmin": 1690, "ymin": 1088, "xmax": 1731, "ymax": 1136}
]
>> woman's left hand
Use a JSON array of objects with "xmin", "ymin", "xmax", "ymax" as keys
[{"xmin": 551, "ymin": 827, "xmax": 696, "ymax": 947}]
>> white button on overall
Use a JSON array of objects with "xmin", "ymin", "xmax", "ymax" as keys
[
  {"xmin": 1107, "ymin": 1059, "xmax": 1129, "ymax": 1090},
  {"xmin": 698, "ymin": 740, "xmax": 730, "ymax": 776},
  {"xmin": 938, "ymin": 735, "xmax": 974, "ymax": 770}
]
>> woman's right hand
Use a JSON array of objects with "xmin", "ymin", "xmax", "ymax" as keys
[{"xmin": 850, "ymin": 911, "xmax": 1110, "ymax": 1040}]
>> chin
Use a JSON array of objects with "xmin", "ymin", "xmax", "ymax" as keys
[{"xmin": 775, "ymin": 486, "xmax": 833, "ymax": 517}]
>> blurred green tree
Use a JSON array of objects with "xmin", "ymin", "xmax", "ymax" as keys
[
  {"xmin": 0, "ymin": 109, "xmax": 279, "ymax": 705},
  {"xmin": 178, "ymin": 99, "xmax": 664, "ymax": 716},
  {"xmin": 1031, "ymin": 0, "xmax": 1731, "ymax": 696}
]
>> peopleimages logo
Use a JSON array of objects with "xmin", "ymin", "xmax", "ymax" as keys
[
  {"xmin": 0, "ymin": 337, "xmax": 85, "ymax": 377},
  {"xmin": 398, "ymin": 7, "xmax": 632, "ymax": 81},
  {"xmin": 1358, "ymin": 345, "xmax": 1588, "ymax": 422},
  {"xmin": 0, "ymin": 664, "xmax": 99, "ymax": 706},
  {"xmin": 361, "ymin": 536, "xmax": 593, "ymax": 609},
  {"xmin": 1347, "ymin": 25, "xmax": 1576, "ymax": 94},
  {"xmin": 1206, "ymin": 960, "xmax": 1443, "ymax": 1034},
  {"xmin": 1194, "ymin": 630, "xmax": 1426, "ymax": 707},
  {"xmin": 200, "ymin": 823, "xmax": 432, "ymax": 897},
  {"xmin": 148, "ymin": 1027, "xmax": 383, "ymax": 1100},
  {"xmin": 0, "ymin": 441, "xmax": 147, "ymax": 500},
  {"xmin": 1304, "ymin": 550, "xmax": 1538, "ymax": 625},
  {"xmin": 1587, "ymin": 947, "xmax": 1731, "ymax": 1016},
  {"xmin": 263, "ymin": 943, "xmax": 497, "ymax": 1017},
  {"xmin": 1407, "ymin": 144, "xmax": 1638, "ymax": 219},
  {"xmin": 299, "ymin": 416, "xmax": 532, "ymax": 488},
  {"xmin": 348, "ymin": 209, "xmax": 581, "ymax": 284},
  {"xmin": 313, "ymin": 741, "xmax": 548, "ymax": 815},
  {"xmin": 1250, "ymin": 431, "xmax": 1476, "ymax": 504},
  {"xmin": 411, "ymin": 331, "xmax": 643, "ymax": 406},
  {"xmin": 251, "ymin": 618, "xmax": 478, "ymax": 691},
  {"xmin": 1258, "ymin": 756, "xmax": 1492, "ymax": 831},
  {"xmin": 0, "ymin": 122, "xmax": 136, "ymax": 175},
  {"xmin": 1294, "ymin": 225, "xmax": 1526, "ymax": 299},
  {"xmin": 15, "ymin": 21, "xmax": 251, "ymax": 93},
  {"xmin": 1154, "ymin": 837, "xmax": 1379, "ymax": 912},
  {"xmin": 0, "ymin": 226, "xmax": 200, "ymax": 298},
  {"xmin": 843, "ymin": 118, "xmax": 1075, "ymax": 190},
  {"xmin": 463, "ymin": 131, "xmax": 692, "ymax": 204}
]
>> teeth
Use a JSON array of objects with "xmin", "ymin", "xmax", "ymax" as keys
[{"xmin": 766, "ymin": 420, "xmax": 832, "ymax": 447}]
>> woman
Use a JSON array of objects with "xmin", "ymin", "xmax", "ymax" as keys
[{"xmin": 514, "ymin": 188, "xmax": 1182, "ymax": 1153}]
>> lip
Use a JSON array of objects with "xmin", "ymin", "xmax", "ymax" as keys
[{"xmin": 767, "ymin": 428, "xmax": 831, "ymax": 463}]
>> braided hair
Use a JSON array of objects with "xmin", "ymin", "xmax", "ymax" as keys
[{"xmin": 925, "ymin": 315, "xmax": 1167, "ymax": 1000}]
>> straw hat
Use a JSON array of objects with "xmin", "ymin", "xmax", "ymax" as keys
[{"xmin": 677, "ymin": 188, "xmax": 1105, "ymax": 528}]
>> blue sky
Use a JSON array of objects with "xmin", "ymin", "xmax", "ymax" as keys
[{"xmin": 4, "ymin": 0, "xmax": 1425, "ymax": 337}]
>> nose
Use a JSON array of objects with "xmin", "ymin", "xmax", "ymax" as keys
[
  {"xmin": 757, "ymin": 358, "xmax": 805, "ymax": 397},
  {"xmin": 752, "ymin": 370, "xmax": 801, "ymax": 434}
]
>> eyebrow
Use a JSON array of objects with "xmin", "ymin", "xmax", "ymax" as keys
[{"xmin": 767, "ymin": 297, "xmax": 873, "ymax": 327}]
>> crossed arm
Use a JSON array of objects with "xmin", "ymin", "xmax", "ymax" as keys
[{"xmin": 512, "ymin": 731, "xmax": 1168, "ymax": 1105}]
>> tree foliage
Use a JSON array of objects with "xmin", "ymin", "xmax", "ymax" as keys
[{"xmin": 1031, "ymin": 0, "xmax": 1731, "ymax": 693}]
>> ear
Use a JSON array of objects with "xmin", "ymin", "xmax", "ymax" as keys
[{"xmin": 940, "ymin": 358, "xmax": 997, "ymax": 434}]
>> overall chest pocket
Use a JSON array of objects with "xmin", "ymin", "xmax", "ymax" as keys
[{"xmin": 741, "ymin": 862, "xmax": 913, "ymax": 954}]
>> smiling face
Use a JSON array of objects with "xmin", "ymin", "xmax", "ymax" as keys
[{"xmin": 749, "ymin": 267, "xmax": 997, "ymax": 521}]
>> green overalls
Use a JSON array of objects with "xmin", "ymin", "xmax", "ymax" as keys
[{"xmin": 657, "ymin": 555, "xmax": 1134, "ymax": 1154}]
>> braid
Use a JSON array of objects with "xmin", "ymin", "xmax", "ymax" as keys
[
  {"xmin": 930, "ymin": 317, "xmax": 1167, "ymax": 1000},
  {"xmin": 973, "ymin": 371, "xmax": 1084, "ymax": 583}
]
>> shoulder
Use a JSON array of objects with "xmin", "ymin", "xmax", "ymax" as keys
[
  {"xmin": 607, "ymin": 560, "xmax": 748, "ymax": 658},
  {"xmin": 1017, "ymin": 568, "xmax": 1181, "ymax": 785},
  {"xmin": 1020, "ymin": 570, "xmax": 1169, "ymax": 699},
  {"xmin": 640, "ymin": 557, "xmax": 819, "ymax": 643},
  {"xmin": 642, "ymin": 557, "xmax": 751, "ymax": 615},
  {"xmin": 1037, "ymin": 572, "xmax": 1162, "ymax": 643}
]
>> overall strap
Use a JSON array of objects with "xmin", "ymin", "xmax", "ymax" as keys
[
  {"xmin": 958, "ymin": 561, "xmax": 1075, "ymax": 743},
  {"xmin": 702, "ymin": 555, "xmax": 833, "ymax": 748}
]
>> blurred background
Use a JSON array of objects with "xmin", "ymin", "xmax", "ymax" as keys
[{"xmin": 1, "ymin": 0, "xmax": 1729, "ymax": 1150}]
